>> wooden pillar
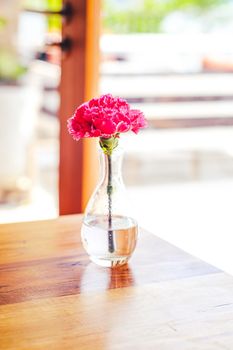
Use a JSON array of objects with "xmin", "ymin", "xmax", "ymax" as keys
[{"xmin": 59, "ymin": 0, "xmax": 100, "ymax": 215}]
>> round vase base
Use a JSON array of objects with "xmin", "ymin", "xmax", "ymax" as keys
[{"xmin": 90, "ymin": 255, "xmax": 129, "ymax": 268}]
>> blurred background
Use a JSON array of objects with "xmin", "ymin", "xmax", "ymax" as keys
[{"xmin": 1, "ymin": 0, "xmax": 233, "ymax": 272}]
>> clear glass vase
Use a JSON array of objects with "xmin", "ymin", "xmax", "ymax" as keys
[{"xmin": 81, "ymin": 145, "xmax": 138, "ymax": 267}]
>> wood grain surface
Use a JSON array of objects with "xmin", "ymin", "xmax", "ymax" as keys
[{"xmin": 0, "ymin": 215, "xmax": 232, "ymax": 349}]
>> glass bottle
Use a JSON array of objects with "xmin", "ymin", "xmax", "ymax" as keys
[{"xmin": 81, "ymin": 145, "xmax": 138, "ymax": 267}]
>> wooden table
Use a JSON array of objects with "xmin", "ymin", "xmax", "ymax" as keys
[{"xmin": 0, "ymin": 215, "xmax": 233, "ymax": 349}]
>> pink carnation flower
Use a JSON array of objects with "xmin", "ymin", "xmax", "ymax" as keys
[{"xmin": 67, "ymin": 94, "xmax": 147, "ymax": 140}]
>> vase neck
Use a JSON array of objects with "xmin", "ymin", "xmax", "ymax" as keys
[{"xmin": 99, "ymin": 147, "xmax": 124, "ymax": 184}]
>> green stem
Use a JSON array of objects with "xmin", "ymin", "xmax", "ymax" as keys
[
  {"xmin": 99, "ymin": 136, "xmax": 119, "ymax": 254},
  {"xmin": 107, "ymin": 154, "xmax": 114, "ymax": 253}
]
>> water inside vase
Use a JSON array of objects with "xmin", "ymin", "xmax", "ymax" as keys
[{"xmin": 81, "ymin": 215, "xmax": 138, "ymax": 267}]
